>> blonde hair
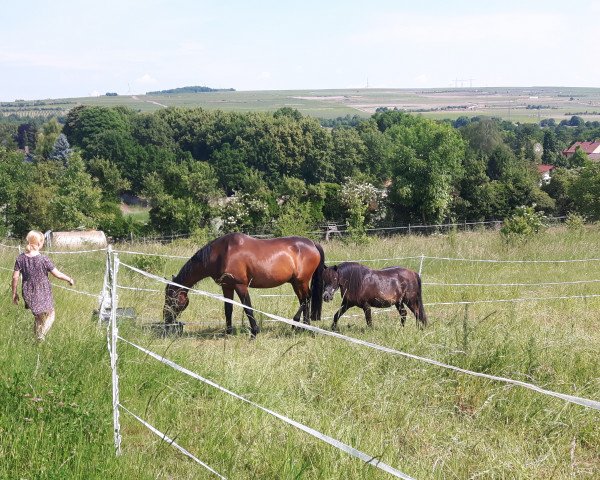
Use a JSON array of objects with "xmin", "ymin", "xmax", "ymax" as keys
[{"xmin": 25, "ymin": 230, "xmax": 45, "ymax": 254}]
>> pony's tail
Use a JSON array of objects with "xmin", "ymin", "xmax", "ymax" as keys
[
  {"xmin": 310, "ymin": 243, "xmax": 325, "ymax": 321},
  {"xmin": 417, "ymin": 274, "xmax": 428, "ymax": 328}
]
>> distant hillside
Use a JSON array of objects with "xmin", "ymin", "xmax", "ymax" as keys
[{"xmin": 146, "ymin": 85, "xmax": 235, "ymax": 95}]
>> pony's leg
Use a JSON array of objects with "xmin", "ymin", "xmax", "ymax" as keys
[
  {"xmin": 395, "ymin": 303, "xmax": 407, "ymax": 327},
  {"xmin": 363, "ymin": 306, "xmax": 373, "ymax": 327},
  {"xmin": 331, "ymin": 303, "xmax": 349, "ymax": 331},
  {"xmin": 235, "ymin": 285, "xmax": 260, "ymax": 337},
  {"xmin": 222, "ymin": 287, "xmax": 234, "ymax": 335},
  {"xmin": 404, "ymin": 298, "xmax": 424, "ymax": 328}
]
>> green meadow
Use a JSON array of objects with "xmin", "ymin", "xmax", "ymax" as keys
[
  {"xmin": 1, "ymin": 226, "xmax": 599, "ymax": 478},
  {"xmin": 4, "ymin": 86, "xmax": 600, "ymax": 123}
]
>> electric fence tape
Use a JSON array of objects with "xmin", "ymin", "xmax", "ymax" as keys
[
  {"xmin": 119, "ymin": 261, "xmax": 600, "ymax": 412},
  {"xmin": 119, "ymin": 336, "xmax": 414, "ymax": 479}
]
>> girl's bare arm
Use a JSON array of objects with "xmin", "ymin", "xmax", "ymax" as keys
[
  {"xmin": 50, "ymin": 268, "xmax": 74, "ymax": 286},
  {"xmin": 12, "ymin": 270, "xmax": 19, "ymax": 303}
]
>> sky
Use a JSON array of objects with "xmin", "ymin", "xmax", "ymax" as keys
[{"xmin": 1, "ymin": 0, "xmax": 599, "ymax": 101}]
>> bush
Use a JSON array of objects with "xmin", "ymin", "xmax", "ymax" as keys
[
  {"xmin": 130, "ymin": 254, "xmax": 166, "ymax": 275},
  {"xmin": 565, "ymin": 213, "xmax": 586, "ymax": 233},
  {"xmin": 500, "ymin": 205, "xmax": 547, "ymax": 242},
  {"xmin": 272, "ymin": 200, "xmax": 315, "ymax": 237}
]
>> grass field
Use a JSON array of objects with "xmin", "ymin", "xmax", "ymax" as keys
[
  {"xmin": 1, "ymin": 227, "xmax": 599, "ymax": 479},
  {"xmin": 3, "ymin": 86, "xmax": 600, "ymax": 123}
]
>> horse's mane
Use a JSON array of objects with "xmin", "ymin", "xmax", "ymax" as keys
[
  {"xmin": 337, "ymin": 262, "xmax": 370, "ymax": 300},
  {"xmin": 173, "ymin": 242, "xmax": 213, "ymax": 284}
]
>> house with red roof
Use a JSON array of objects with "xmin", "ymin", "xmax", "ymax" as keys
[
  {"xmin": 537, "ymin": 164, "xmax": 555, "ymax": 185},
  {"xmin": 561, "ymin": 141, "xmax": 600, "ymax": 161}
]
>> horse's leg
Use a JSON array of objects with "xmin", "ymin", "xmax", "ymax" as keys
[
  {"xmin": 331, "ymin": 303, "xmax": 349, "ymax": 331},
  {"xmin": 363, "ymin": 306, "xmax": 373, "ymax": 327},
  {"xmin": 395, "ymin": 302, "xmax": 407, "ymax": 327},
  {"xmin": 234, "ymin": 285, "xmax": 260, "ymax": 337},
  {"xmin": 292, "ymin": 281, "xmax": 311, "ymax": 325},
  {"xmin": 222, "ymin": 286, "xmax": 234, "ymax": 335}
]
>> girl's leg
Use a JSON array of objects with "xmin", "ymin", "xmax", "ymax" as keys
[
  {"xmin": 40, "ymin": 310, "xmax": 56, "ymax": 339},
  {"xmin": 34, "ymin": 313, "xmax": 47, "ymax": 340}
]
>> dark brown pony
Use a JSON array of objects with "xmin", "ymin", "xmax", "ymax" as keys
[
  {"xmin": 322, "ymin": 262, "xmax": 427, "ymax": 330},
  {"xmin": 164, "ymin": 233, "xmax": 325, "ymax": 336}
]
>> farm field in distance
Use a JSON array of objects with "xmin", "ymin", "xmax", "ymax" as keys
[
  {"xmin": 1, "ymin": 226, "xmax": 599, "ymax": 479},
  {"xmin": 3, "ymin": 86, "xmax": 600, "ymax": 123}
]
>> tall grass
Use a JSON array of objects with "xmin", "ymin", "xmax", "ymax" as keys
[{"xmin": 1, "ymin": 227, "xmax": 599, "ymax": 478}]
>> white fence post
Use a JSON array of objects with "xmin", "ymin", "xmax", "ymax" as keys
[
  {"xmin": 110, "ymin": 252, "xmax": 122, "ymax": 455},
  {"xmin": 98, "ymin": 245, "xmax": 112, "ymax": 326},
  {"xmin": 418, "ymin": 254, "xmax": 425, "ymax": 277}
]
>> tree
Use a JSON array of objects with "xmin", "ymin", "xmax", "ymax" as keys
[
  {"xmin": 460, "ymin": 118, "xmax": 504, "ymax": 156},
  {"xmin": 356, "ymin": 120, "xmax": 393, "ymax": 181},
  {"xmin": 542, "ymin": 167, "xmax": 577, "ymax": 215},
  {"xmin": 211, "ymin": 144, "xmax": 255, "ymax": 194},
  {"xmin": 35, "ymin": 118, "xmax": 62, "ymax": 158},
  {"xmin": 63, "ymin": 105, "xmax": 132, "ymax": 148},
  {"xmin": 87, "ymin": 157, "xmax": 131, "ymax": 200},
  {"xmin": 0, "ymin": 147, "xmax": 32, "ymax": 236},
  {"xmin": 49, "ymin": 133, "xmax": 72, "ymax": 164},
  {"xmin": 386, "ymin": 115, "xmax": 466, "ymax": 223},
  {"xmin": 568, "ymin": 115, "xmax": 584, "ymax": 127},
  {"xmin": 16, "ymin": 123, "xmax": 37, "ymax": 150},
  {"xmin": 542, "ymin": 130, "xmax": 558, "ymax": 165},
  {"xmin": 148, "ymin": 195, "xmax": 203, "ymax": 234},
  {"xmin": 330, "ymin": 128, "xmax": 367, "ymax": 182},
  {"xmin": 568, "ymin": 162, "xmax": 600, "ymax": 220},
  {"xmin": 568, "ymin": 146, "xmax": 588, "ymax": 168},
  {"xmin": 340, "ymin": 177, "xmax": 384, "ymax": 242}
]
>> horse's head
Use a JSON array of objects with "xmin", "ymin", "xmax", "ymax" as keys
[
  {"xmin": 322, "ymin": 265, "xmax": 339, "ymax": 302},
  {"xmin": 163, "ymin": 280, "xmax": 190, "ymax": 324}
]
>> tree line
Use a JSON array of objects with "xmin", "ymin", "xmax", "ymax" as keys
[{"xmin": 1, "ymin": 105, "xmax": 600, "ymax": 240}]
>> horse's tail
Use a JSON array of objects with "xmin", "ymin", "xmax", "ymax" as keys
[
  {"xmin": 310, "ymin": 243, "xmax": 325, "ymax": 321},
  {"xmin": 417, "ymin": 273, "xmax": 428, "ymax": 328}
]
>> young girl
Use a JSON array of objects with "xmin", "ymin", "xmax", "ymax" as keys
[{"xmin": 12, "ymin": 231, "xmax": 74, "ymax": 341}]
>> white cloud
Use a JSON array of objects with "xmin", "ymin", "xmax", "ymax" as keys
[
  {"xmin": 414, "ymin": 74, "xmax": 429, "ymax": 84},
  {"xmin": 258, "ymin": 71, "xmax": 272, "ymax": 80},
  {"xmin": 348, "ymin": 12, "xmax": 564, "ymax": 47},
  {"xmin": 0, "ymin": 51, "xmax": 100, "ymax": 70},
  {"xmin": 136, "ymin": 73, "xmax": 157, "ymax": 84}
]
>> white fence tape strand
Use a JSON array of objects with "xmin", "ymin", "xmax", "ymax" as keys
[
  {"xmin": 1, "ymin": 242, "xmax": 107, "ymax": 255},
  {"xmin": 110, "ymin": 247, "xmax": 600, "ymax": 265},
  {"xmin": 425, "ymin": 255, "xmax": 600, "ymax": 264},
  {"xmin": 425, "ymin": 293, "xmax": 600, "ymax": 306},
  {"xmin": 119, "ymin": 337, "xmax": 414, "ymax": 479},
  {"xmin": 114, "ymin": 249, "xmax": 190, "ymax": 259},
  {"xmin": 119, "ymin": 403, "xmax": 226, "ymax": 479},
  {"xmin": 424, "ymin": 279, "xmax": 600, "ymax": 287},
  {"xmin": 118, "ymin": 262, "xmax": 600, "ymax": 412},
  {"xmin": 51, "ymin": 282, "xmax": 102, "ymax": 300}
]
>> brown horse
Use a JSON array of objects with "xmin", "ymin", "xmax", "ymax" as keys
[
  {"xmin": 322, "ymin": 262, "xmax": 427, "ymax": 330},
  {"xmin": 164, "ymin": 233, "xmax": 325, "ymax": 336}
]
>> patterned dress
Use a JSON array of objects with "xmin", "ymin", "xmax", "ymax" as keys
[{"xmin": 14, "ymin": 254, "xmax": 56, "ymax": 316}]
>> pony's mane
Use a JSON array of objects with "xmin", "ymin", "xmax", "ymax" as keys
[
  {"xmin": 173, "ymin": 242, "xmax": 212, "ymax": 284},
  {"xmin": 337, "ymin": 262, "xmax": 369, "ymax": 299}
]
